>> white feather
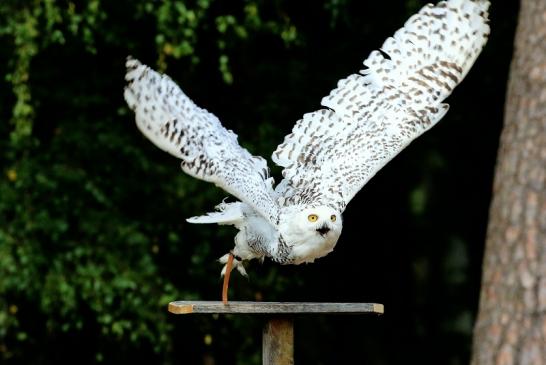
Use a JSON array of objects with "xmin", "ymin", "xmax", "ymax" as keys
[
  {"xmin": 125, "ymin": 0, "xmax": 491, "ymax": 273},
  {"xmin": 187, "ymin": 202, "xmax": 244, "ymax": 225},
  {"xmin": 124, "ymin": 57, "xmax": 280, "ymax": 226},
  {"xmin": 273, "ymin": 0, "xmax": 490, "ymax": 211}
]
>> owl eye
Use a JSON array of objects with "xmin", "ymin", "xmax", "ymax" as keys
[
  {"xmin": 308, "ymin": 214, "xmax": 318, "ymax": 222},
  {"xmin": 330, "ymin": 215, "xmax": 337, "ymax": 222}
]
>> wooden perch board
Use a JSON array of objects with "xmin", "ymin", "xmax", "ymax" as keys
[{"xmin": 168, "ymin": 301, "xmax": 384, "ymax": 315}]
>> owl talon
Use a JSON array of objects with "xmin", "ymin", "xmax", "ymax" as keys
[
  {"xmin": 236, "ymin": 264, "xmax": 248, "ymax": 277},
  {"xmin": 219, "ymin": 253, "xmax": 246, "ymax": 277}
]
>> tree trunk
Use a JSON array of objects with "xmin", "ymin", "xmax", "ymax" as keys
[{"xmin": 470, "ymin": 1, "xmax": 546, "ymax": 365}]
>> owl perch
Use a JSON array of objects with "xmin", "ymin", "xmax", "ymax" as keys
[
  {"xmin": 124, "ymin": 0, "xmax": 490, "ymax": 302},
  {"xmin": 168, "ymin": 301, "xmax": 384, "ymax": 364}
]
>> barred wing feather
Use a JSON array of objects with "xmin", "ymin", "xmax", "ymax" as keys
[
  {"xmin": 273, "ymin": 0, "xmax": 490, "ymax": 211},
  {"xmin": 124, "ymin": 58, "xmax": 279, "ymax": 225}
]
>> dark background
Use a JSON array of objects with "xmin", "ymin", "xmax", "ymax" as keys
[{"xmin": 0, "ymin": 1, "xmax": 519, "ymax": 364}]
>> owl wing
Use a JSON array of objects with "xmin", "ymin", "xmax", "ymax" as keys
[
  {"xmin": 124, "ymin": 58, "xmax": 279, "ymax": 225},
  {"xmin": 272, "ymin": 0, "xmax": 490, "ymax": 211}
]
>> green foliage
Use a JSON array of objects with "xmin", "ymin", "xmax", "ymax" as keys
[
  {"xmin": 0, "ymin": 116, "xmax": 179, "ymax": 359},
  {"xmin": 0, "ymin": 0, "xmax": 301, "ymax": 362}
]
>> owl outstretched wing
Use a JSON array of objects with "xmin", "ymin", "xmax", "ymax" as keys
[
  {"xmin": 273, "ymin": 0, "xmax": 490, "ymax": 211},
  {"xmin": 124, "ymin": 58, "xmax": 279, "ymax": 225}
]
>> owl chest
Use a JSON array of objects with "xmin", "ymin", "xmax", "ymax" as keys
[
  {"xmin": 289, "ymin": 236, "xmax": 338, "ymax": 264},
  {"xmin": 278, "ymin": 228, "xmax": 339, "ymax": 265}
]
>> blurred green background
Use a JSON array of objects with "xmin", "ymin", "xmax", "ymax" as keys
[{"xmin": 0, "ymin": 1, "xmax": 519, "ymax": 364}]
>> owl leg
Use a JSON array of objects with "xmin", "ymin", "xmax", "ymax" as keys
[{"xmin": 219, "ymin": 252, "xmax": 248, "ymax": 304}]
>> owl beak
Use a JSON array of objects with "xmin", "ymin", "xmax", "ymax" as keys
[{"xmin": 316, "ymin": 225, "xmax": 331, "ymax": 237}]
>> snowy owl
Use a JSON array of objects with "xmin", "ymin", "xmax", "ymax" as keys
[{"xmin": 124, "ymin": 0, "xmax": 490, "ymax": 290}]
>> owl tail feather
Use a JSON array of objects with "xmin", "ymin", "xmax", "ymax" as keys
[{"xmin": 186, "ymin": 201, "xmax": 244, "ymax": 226}]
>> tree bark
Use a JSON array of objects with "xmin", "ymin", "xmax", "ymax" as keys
[{"xmin": 470, "ymin": 1, "xmax": 546, "ymax": 365}]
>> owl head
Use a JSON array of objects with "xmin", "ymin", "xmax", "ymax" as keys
[{"xmin": 280, "ymin": 206, "xmax": 343, "ymax": 264}]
